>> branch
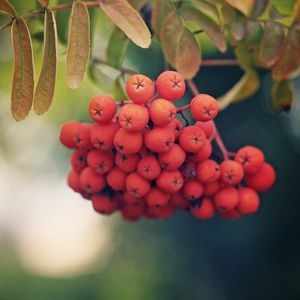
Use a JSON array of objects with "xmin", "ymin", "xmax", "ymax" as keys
[
  {"xmin": 187, "ymin": 80, "xmax": 230, "ymax": 161},
  {"xmin": 93, "ymin": 58, "xmax": 137, "ymax": 76},
  {"xmin": 201, "ymin": 59, "xmax": 238, "ymax": 67}
]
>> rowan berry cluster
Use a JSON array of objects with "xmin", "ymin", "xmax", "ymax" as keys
[{"xmin": 59, "ymin": 71, "xmax": 276, "ymax": 222}]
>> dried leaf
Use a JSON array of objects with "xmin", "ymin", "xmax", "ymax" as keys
[
  {"xmin": 0, "ymin": 0, "xmax": 17, "ymax": 17},
  {"xmin": 218, "ymin": 71, "xmax": 259, "ymax": 109},
  {"xmin": 292, "ymin": 0, "xmax": 300, "ymax": 24},
  {"xmin": 176, "ymin": 29, "xmax": 201, "ymax": 79},
  {"xmin": 33, "ymin": 9, "xmax": 57, "ymax": 115},
  {"xmin": 99, "ymin": 0, "xmax": 151, "ymax": 48},
  {"xmin": 11, "ymin": 17, "xmax": 34, "ymax": 121},
  {"xmin": 66, "ymin": 1, "xmax": 90, "ymax": 89},
  {"xmin": 223, "ymin": 0, "xmax": 254, "ymax": 16},
  {"xmin": 271, "ymin": 80, "xmax": 293, "ymax": 112},
  {"xmin": 272, "ymin": 29, "xmax": 300, "ymax": 80},
  {"xmin": 181, "ymin": 5, "xmax": 227, "ymax": 52},
  {"xmin": 258, "ymin": 21, "xmax": 285, "ymax": 68},
  {"xmin": 151, "ymin": 0, "xmax": 173, "ymax": 37},
  {"xmin": 269, "ymin": 5, "xmax": 289, "ymax": 20},
  {"xmin": 107, "ymin": 27, "xmax": 129, "ymax": 69},
  {"xmin": 160, "ymin": 12, "xmax": 184, "ymax": 67},
  {"xmin": 39, "ymin": 0, "xmax": 49, "ymax": 7},
  {"xmin": 251, "ymin": 0, "xmax": 269, "ymax": 18}
]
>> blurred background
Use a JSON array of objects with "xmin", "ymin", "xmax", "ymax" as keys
[{"xmin": 1, "ymin": 0, "xmax": 300, "ymax": 299}]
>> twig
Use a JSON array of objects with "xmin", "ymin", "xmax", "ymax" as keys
[
  {"xmin": 178, "ymin": 111, "xmax": 189, "ymax": 127},
  {"xmin": 201, "ymin": 59, "xmax": 238, "ymax": 67},
  {"xmin": 176, "ymin": 104, "xmax": 190, "ymax": 112}
]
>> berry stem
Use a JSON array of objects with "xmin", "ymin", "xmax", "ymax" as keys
[
  {"xmin": 176, "ymin": 104, "xmax": 190, "ymax": 112},
  {"xmin": 187, "ymin": 80, "xmax": 230, "ymax": 161},
  {"xmin": 177, "ymin": 111, "xmax": 189, "ymax": 127}
]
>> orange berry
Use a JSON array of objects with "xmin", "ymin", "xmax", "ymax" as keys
[
  {"xmin": 106, "ymin": 167, "xmax": 127, "ymax": 191},
  {"xmin": 237, "ymin": 187, "xmax": 260, "ymax": 215},
  {"xmin": 115, "ymin": 152, "xmax": 140, "ymax": 173},
  {"xmin": 59, "ymin": 120, "xmax": 80, "ymax": 149},
  {"xmin": 79, "ymin": 167, "xmax": 106, "ymax": 193},
  {"xmin": 220, "ymin": 160, "xmax": 244, "ymax": 185},
  {"xmin": 114, "ymin": 128, "xmax": 143, "ymax": 155},
  {"xmin": 190, "ymin": 140, "xmax": 212, "ymax": 163},
  {"xmin": 158, "ymin": 144, "xmax": 186, "ymax": 171},
  {"xmin": 156, "ymin": 170, "xmax": 184, "ymax": 193},
  {"xmin": 191, "ymin": 198, "xmax": 215, "ymax": 219},
  {"xmin": 137, "ymin": 155, "xmax": 161, "ymax": 180},
  {"xmin": 145, "ymin": 187, "xmax": 170, "ymax": 206},
  {"xmin": 190, "ymin": 94, "xmax": 219, "ymax": 122},
  {"xmin": 196, "ymin": 159, "xmax": 221, "ymax": 184},
  {"xmin": 170, "ymin": 192, "xmax": 190, "ymax": 210},
  {"xmin": 179, "ymin": 125, "xmax": 206, "ymax": 153},
  {"xmin": 89, "ymin": 95, "xmax": 116, "ymax": 123},
  {"xmin": 149, "ymin": 98, "xmax": 176, "ymax": 126},
  {"xmin": 182, "ymin": 179, "xmax": 204, "ymax": 200},
  {"xmin": 67, "ymin": 169, "xmax": 82, "ymax": 193},
  {"xmin": 70, "ymin": 149, "xmax": 88, "ymax": 173},
  {"xmin": 126, "ymin": 172, "xmax": 151, "ymax": 198},
  {"xmin": 87, "ymin": 150, "xmax": 114, "ymax": 174},
  {"xmin": 213, "ymin": 186, "xmax": 239, "ymax": 212},
  {"xmin": 195, "ymin": 120, "xmax": 216, "ymax": 139}
]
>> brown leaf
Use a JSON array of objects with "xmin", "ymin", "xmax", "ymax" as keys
[
  {"xmin": 66, "ymin": 1, "xmax": 90, "ymax": 89},
  {"xmin": 11, "ymin": 17, "xmax": 34, "ymax": 121},
  {"xmin": 176, "ymin": 29, "xmax": 201, "ymax": 79},
  {"xmin": 39, "ymin": 0, "xmax": 49, "ymax": 7},
  {"xmin": 258, "ymin": 21, "xmax": 285, "ymax": 68},
  {"xmin": 181, "ymin": 5, "xmax": 227, "ymax": 52},
  {"xmin": 271, "ymin": 80, "xmax": 293, "ymax": 112},
  {"xmin": 33, "ymin": 9, "xmax": 57, "ymax": 115},
  {"xmin": 272, "ymin": 29, "xmax": 300, "ymax": 80},
  {"xmin": 251, "ymin": 0, "xmax": 269, "ymax": 18},
  {"xmin": 160, "ymin": 12, "xmax": 184, "ymax": 67},
  {"xmin": 292, "ymin": 0, "xmax": 300, "ymax": 24},
  {"xmin": 223, "ymin": 0, "xmax": 254, "ymax": 16},
  {"xmin": 0, "ymin": 0, "xmax": 17, "ymax": 17},
  {"xmin": 99, "ymin": 0, "xmax": 151, "ymax": 48},
  {"xmin": 151, "ymin": 0, "xmax": 173, "ymax": 37}
]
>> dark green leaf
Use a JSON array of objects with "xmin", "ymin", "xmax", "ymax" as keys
[
  {"xmin": 251, "ymin": 0, "xmax": 269, "ymax": 18},
  {"xmin": 55, "ymin": 0, "xmax": 72, "ymax": 44},
  {"xmin": 176, "ymin": 29, "xmax": 201, "ymax": 79},
  {"xmin": 107, "ymin": 27, "xmax": 129, "ymax": 69},
  {"xmin": 245, "ymin": 20, "xmax": 263, "ymax": 46},
  {"xmin": 271, "ymin": 80, "xmax": 293, "ymax": 112},
  {"xmin": 0, "ymin": 0, "xmax": 17, "ymax": 17},
  {"xmin": 234, "ymin": 41, "xmax": 253, "ymax": 70},
  {"xmin": 269, "ymin": 5, "xmax": 289, "ymax": 20},
  {"xmin": 258, "ymin": 20, "xmax": 285, "ymax": 68}
]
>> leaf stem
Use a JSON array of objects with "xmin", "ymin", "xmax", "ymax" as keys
[{"xmin": 187, "ymin": 80, "xmax": 230, "ymax": 161}]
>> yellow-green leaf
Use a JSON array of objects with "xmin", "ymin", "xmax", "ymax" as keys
[
  {"xmin": 66, "ymin": 1, "xmax": 90, "ymax": 89},
  {"xmin": 0, "ymin": 0, "xmax": 17, "ymax": 17},
  {"xmin": 271, "ymin": 80, "xmax": 293, "ymax": 112},
  {"xmin": 234, "ymin": 41, "xmax": 253, "ymax": 71},
  {"xmin": 258, "ymin": 21, "xmax": 285, "ymax": 68},
  {"xmin": 223, "ymin": 0, "xmax": 254, "ymax": 16},
  {"xmin": 151, "ymin": 0, "xmax": 173, "ymax": 37},
  {"xmin": 176, "ymin": 29, "xmax": 201, "ymax": 79},
  {"xmin": 39, "ymin": 0, "xmax": 49, "ymax": 7},
  {"xmin": 33, "ymin": 9, "xmax": 57, "ymax": 115},
  {"xmin": 99, "ymin": 0, "xmax": 151, "ymax": 48},
  {"xmin": 272, "ymin": 29, "xmax": 300, "ymax": 80},
  {"xmin": 11, "ymin": 17, "xmax": 34, "ymax": 121},
  {"xmin": 107, "ymin": 27, "xmax": 129, "ymax": 69},
  {"xmin": 160, "ymin": 12, "xmax": 184, "ymax": 67},
  {"xmin": 218, "ymin": 71, "xmax": 259, "ymax": 110},
  {"xmin": 180, "ymin": 5, "xmax": 227, "ymax": 52}
]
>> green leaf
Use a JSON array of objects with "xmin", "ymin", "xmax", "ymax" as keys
[
  {"xmin": 107, "ymin": 27, "xmax": 129, "ymax": 69},
  {"xmin": 66, "ymin": 1, "xmax": 90, "ymax": 89},
  {"xmin": 160, "ymin": 12, "xmax": 184, "ymax": 67},
  {"xmin": 271, "ymin": 80, "xmax": 293, "ymax": 112},
  {"xmin": 99, "ymin": 0, "xmax": 151, "ymax": 48},
  {"xmin": 180, "ymin": 5, "xmax": 227, "ymax": 52},
  {"xmin": 272, "ymin": 29, "xmax": 300, "ymax": 80},
  {"xmin": 33, "ymin": 9, "xmax": 57, "ymax": 115},
  {"xmin": 190, "ymin": 0, "xmax": 220, "ymax": 22},
  {"xmin": 245, "ymin": 20, "xmax": 263, "ymax": 46},
  {"xmin": 0, "ymin": 0, "xmax": 17, "ymax": 17},
  {"xmin": 230, "ymin": 19, "xmax": 246, "ymax": 41},
  {"xmin": 233, "ymin": 42, "xmax": 253, "ymax": 70},
  {"xmin": 251, "ymin": 0, "xmax": 269, "ymax": 18},
  {"xmin": 218, "ymin": 71, "xmax": 259, "ymax": 109},
  {"xmin": 11, "ymin": 17, "xmax": 34, "ymax": 121},
  {"xmin": 113, "ymin": 76, "xmax": 127, "ymax": 100},
  {"xmin": 269, "ymin": 5, "xmax": 289, "ymax": 20},
  {"xmin": 38, "ymin": 0, "xmax": 48, "ymax": 7},
  {"xmin": 258, "ymin": 21, "xmax": 285, "ymax": 68},
  {"xmin": 223, "ymin": 0, "xmax": 254, "ymax": 16},
  {"xmin": 176, "ymin": 28, "xmax": 201, "ymax": 79},
  {"xmin": 151, "ymin": 0, "xmax": 174, "ymax": 37}
]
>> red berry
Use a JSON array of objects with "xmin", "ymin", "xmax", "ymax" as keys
[
  {"xmin": 70, "ymin": 149, "xmax": 88, "ymax": 173},
  {"xmin": 144, "ymin": 126, "xmax": 175, "ymax": 153},
  {"xmin": 170, "ymin": 192, "xmax": 190, "ymax": 210},
  {"xmin": 115, "ymin": 152, "xmax": 140, "ymax": 173},
  {"xmin": 158, "ymin": 144, "xmax": 186, "ymax": 171},
  {"xmin": 182, "ymin": 179, "xmax": 204, "ymax": 200},
  {"xmin": 196, "ymin": 159, "xmax": 221, "ymax": 184},
  {"xmin": 166, "ymin": 118, "xmax": 183, "ymax": 139},
  {"xmin": 87, "ymin": 150, "xmax": 114, "ymax": 174},
  {"xmin": 189, "ymin": 140, "xmax": 212, "ymax": 163},
  {"xmin": 148, "ymin": 203, "xmax": 175, "ymax": 219},
  {"xmin": 203, "ymin": 181, "xmax": 220, "ymax": 197},
  {"xmin": 237, "ymin": 187, "xmax": 260, "ymax": 215},
  {"xmin": 245, "ymin": 162, "xmax": 276, "ymax": 192},
  {"xmin": 219, "ymin": 210, "xmax": 241, "ymax": 219},
  {"xmin": 145, "ymin": 187, "xmax": 170, "ymax": 206},
  {"xmin": 67, "ymin": 169, "xmax": 82, "ymax": 193},
  {"xmin": 74, "ymin": 123, "xmax": 93, "ymax": 150},
  {"xmin": 123, "ymin": 191, "xmax": 144, "ymax": 205},
  {"xmin": 190, "ymin": 94, "xmax": 219, "ymax": 122},
  {"xmin": 137, "ymin": 155, "xmax": 161, "ymax": 180},
  {"xmin": 59, "ymin": 120, "xmax": 80, "ymax": 149},
  {"xmin": 88, "ymin": 95, "xmax": 116, "ymax": 123},
  {"xmin": 91, "ymin": 194, "xmax": 118, "ymax": 215},
  {"xmin": 119, "ymin": 103, "xmax": 149, "ymax": 132},
  {"xmin": 156, "ymin": 71, "xmax": 186, "ymax": 101},
  {"xmin": 114, "ymin": 128, "xmax": 143, "ymax": 155},
  {"xmin": 179, "ymin": 125, "xmax": 206, "ymax": 153},
  {"xmin": 125, "ymin": 74, "xmax": 155, "ymax": 104},
  {"xmin": 195, "ymin": 120, "xmax": 216, "ymax": 139},
  {"xmin": 149, "ymin": 98, "xmax": 176, "ymax": 126},
  {"xmin": 235, "ymin": 146, "xmax": 265, "ymax": 175},
  {"xmin": 79, "ymin": 167, "xmax": 106, "ymax": 193},
  {"xmin": 220, "ymin": 160, "xmax": 244, "ymax": 185},
  {"xmin": 90, "ymin": 121, "xmax": 119, "ymax": 151},
  {"xmin": 156, "ymin": 170, "xmax": 184, "ymax": 193},
  {"xmin": 121, "ymin": 202, "xmax": 145, "ymax": 221},
  {"xmin": 213, "ymin": 186, "xmax": 239, "ymax": 212},
  {"xmin": 191, "ymin": 198, "xmax": 215, "ymax": 219},
  {"xmin": 106, "ymin": 167, "xmax": 127, "ymax": 191},
  {"xmin": 126, "ymin": 172, "xmax": 151, "ymax": 198}
]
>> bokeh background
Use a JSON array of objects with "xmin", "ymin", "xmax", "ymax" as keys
[{"xmin": 1, "ymin": 0, "xmax": 300, "ymax": 299}]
